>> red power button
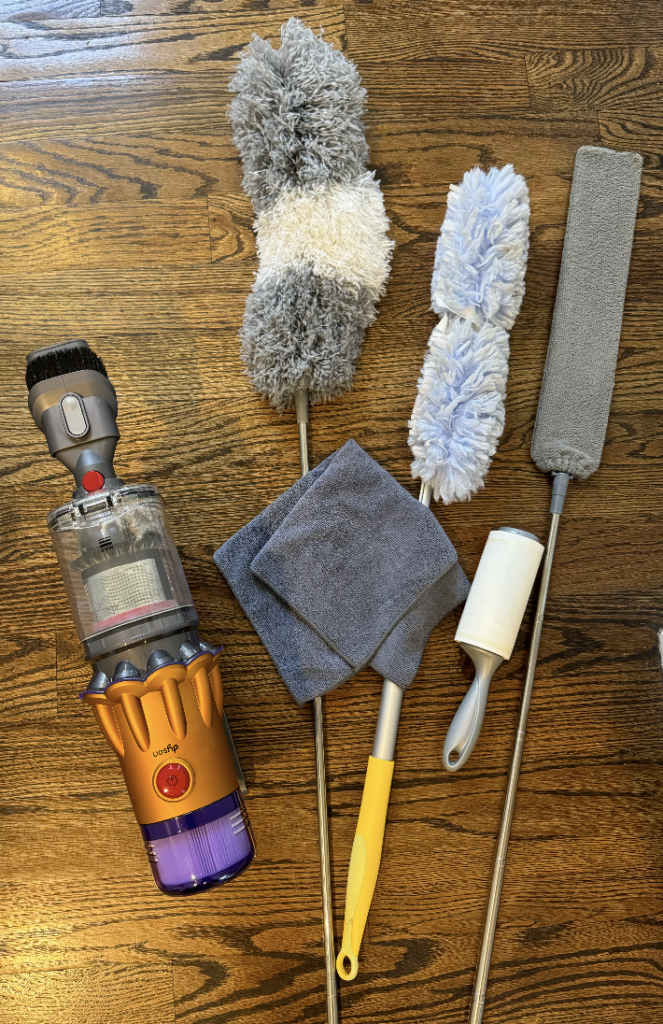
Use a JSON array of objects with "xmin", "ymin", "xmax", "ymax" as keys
[
  {"xmin": 155, "ymin": 762, "xmax": 191, "ymax": 800},
  {"xmin": 82, "ymin": 470, "xmax": 105, "ymax": 492}
]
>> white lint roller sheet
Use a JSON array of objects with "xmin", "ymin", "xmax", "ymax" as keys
[{"xmin": 455, "ymin": 529, "xmax": 544, "ymax": 661}]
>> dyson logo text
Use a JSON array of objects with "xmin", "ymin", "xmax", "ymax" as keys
[{"xmin": 153, "ymin": 743, "xmax": 179, "ymax": 757}]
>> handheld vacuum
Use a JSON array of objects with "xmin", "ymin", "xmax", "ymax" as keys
[{"xmin": 26, "ymin": 340, "xmax": 255, "ymax": 896}]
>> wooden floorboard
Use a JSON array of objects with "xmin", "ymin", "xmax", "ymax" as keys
[
  {"xmin": 0, "ymin": 133, "xmax": 241, "ymax": 207},
  {"xmin": 0, "ymin": 11, "xmax": 345, "ymax": 81},
  {"xmin": 1, "ymin": 1, "xmax": 663, "ymax": 1022}
]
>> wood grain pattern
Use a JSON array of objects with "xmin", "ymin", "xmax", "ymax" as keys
[
  {"xmin": 365, "ymin": 113, "xmax": 600, "ymax": 188},
  {"xmin": 0, "ymin": 74, "xmax": 239, "ymax": 143},
  {"xmin": 600, "ymin": 110, "xmax": 663, "ymax": 167},
  {"xmin": 0, "ymin": 634, "xmax": 57, "ymax": 722},
  {"xmin": 527, "ymin": 48, "xmax": 663, "ymax": 114},
  {"xmin": 100, "ymin": 0, "xmax": 320, "ymax": 11},
  {"xmin": 347, "ymin": 7, "xmax": 663, "ymax": 50},
  {"xmin": 360, "ymin": 57, "xmax": 531, "ymax": 114},
  {"xmin": 0, "ymin": 961, "xmax": 174, "ymax": 1024},
  {"xmin": 0, "ymin": 201, "xmax": 211, "ymax": 271},
  {"xmin": 1, "ymin": 1, "xmax": 663, "ymax": 1022},
  {"xmin": 0, "ymin": 132, "xmax": 241, "ymax": 207},
  {"xmin": 4, "ymin": 0, "xmax": 99, "ymax": 16},
  {"xmin": 0, "ymin": 10, "xmax": 345, "ymax": 81}
]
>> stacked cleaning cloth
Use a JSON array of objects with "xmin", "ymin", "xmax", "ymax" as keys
[
  {"xmin": 228, "ymin": 18, "xmax": 393, "ymax": 410},
  {"xmin": 215, "ymin": 441, "xmax": 470, "ymax": 704}
]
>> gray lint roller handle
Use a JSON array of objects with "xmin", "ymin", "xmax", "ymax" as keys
[
  {"xmin": 443, "ymin": 528, "xmax": 544, "ymax": 772},
  {"xmin": 468, "ymin": 145, "xmax": 642, "ymax": 1024}
]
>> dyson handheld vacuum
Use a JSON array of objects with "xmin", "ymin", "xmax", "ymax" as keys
[{"xmin": 26, "ymin": 340, "xmax": 255, "ymax": 896}]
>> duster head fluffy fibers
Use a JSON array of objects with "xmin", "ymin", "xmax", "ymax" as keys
[
  {"xmin": 409, "ymin": 164, "xmax": 530, "ymax": 504},
  {"xmin": 229, "ymin": 19, "xmax": 393, "ymax": 411}
]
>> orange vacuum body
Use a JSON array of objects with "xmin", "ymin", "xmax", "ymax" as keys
[
  {"xmin": 27, "ymin": 340, "xmax": 255, "ymax": 896},
  {"xmin": 83, "ymin": 651, "xmax": 237, "ymax": 824}
]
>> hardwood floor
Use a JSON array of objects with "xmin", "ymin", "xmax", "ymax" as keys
[{"xmin": 1, "ymin": 2, "xmax": 663, "ymax": 1022}]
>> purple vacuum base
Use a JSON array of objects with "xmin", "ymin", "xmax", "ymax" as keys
[{"xmin": 140, "ymin": 790, "xmax": 255, "ymax": 896}]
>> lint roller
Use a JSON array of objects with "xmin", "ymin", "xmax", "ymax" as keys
[
  {"xmin": 26, "ymin": 340, "xmax": 255, "ymax": 896},
  {"xmin": 442, "ymin": 528, "xmax": 544, "ymax": 771}
]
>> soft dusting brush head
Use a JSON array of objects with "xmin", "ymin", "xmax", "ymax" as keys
[
  {"xmin": 409, "ymin": 165, "xmax": 530, "ymax": 504},
  {"xmin": 25, "ymin": 340, "xmax": 107, "ymax": 391},
  {"xmin": 531, "ymin": 145, "xmax": 642, "ymax": 480},
  {"xmin": 229, "ymin": 19, "xmax": 394, "ymax": 411}
]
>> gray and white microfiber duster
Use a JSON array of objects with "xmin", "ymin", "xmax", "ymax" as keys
[
  {"xmin": 409, "ymin": 165, "xmax": 530, "ymax": 503},
  {"xmin": 229, "ymin": 18, "xmax": 393, "ymax": 411},
  {"xmin": 229, "ymin": 23, "xmax": 392, "ymax": 1021}
]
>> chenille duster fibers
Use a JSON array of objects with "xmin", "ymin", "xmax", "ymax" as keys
[
  {"xmin": 229, "ymin": 23, "xmax": 392, "ymax": 1022},
  {"xmin": 335, "ymin": 166, "xmax": 530, "ymax": 985},
  {"xmin": 409, "ymin": 165, "xmax": 530, "ymax": 503},
  {"xmin": 229, "ymin": 19, "xmax": 394, "ymax": 411}
]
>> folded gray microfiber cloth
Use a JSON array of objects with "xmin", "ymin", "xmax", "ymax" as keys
[{"xmin": 214, "ymin": 439, "xmax": 470, "ymax": 705}]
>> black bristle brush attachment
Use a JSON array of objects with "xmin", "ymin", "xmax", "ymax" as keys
[
  {"xmin": 26, "ymin": 339, "xmax": 118, "ymax": 490},
  {"xmin": 25, "ymin": 340, "xmax": 108, "ymax": 392}
]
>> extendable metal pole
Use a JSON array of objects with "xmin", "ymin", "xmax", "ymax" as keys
[
  {"xmin": 371, "ymin": 480, "xmax": 432, "ymax": 752},
  {"xmin": 335, "ymin": 479, "xmax": 434, "ymax": 979},
  {"xmin": 468, "ymin": 473, "xmax": 569, "ymax": 1024},
  {"xmin": 295, "ymin": 388, "xmax": 338, "ymax": 1024}
]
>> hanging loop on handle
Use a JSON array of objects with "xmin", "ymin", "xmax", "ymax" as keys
[
  {"xmin": 336, "ymin": 755, "xmax": 395, "ymax": 981},
  {"xmin": 337, "ymin": 679, "xmax": 402, "ymax": 981}
]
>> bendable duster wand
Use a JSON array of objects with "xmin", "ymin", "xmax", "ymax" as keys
[
  {"xmin": 468, "ymin": 145, "xmax": 642, "ymax": 1024},
  {"xmin": 337, "ymin": 165, "xmax": 531, "ymax": 980},
  {"xmin": 228, "ymin": 21, "xmax": 393, "ymax": 1022}
]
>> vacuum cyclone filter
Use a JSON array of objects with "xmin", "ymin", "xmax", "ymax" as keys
[{"xmin": 27, "ymin": 340, "xmax": 255, "ymax": 895}]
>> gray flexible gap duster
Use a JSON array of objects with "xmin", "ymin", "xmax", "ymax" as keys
[
  {"xmin": 468, "ymin": 145, "xmax": 642, "ymax": 1024},
  {"xmin": 229, "ymin": 18, "xmax": 393, "ymax": 410},
  {"xmin": 532, "ymin": 146, "xmax": 643, "ymax": 478}
]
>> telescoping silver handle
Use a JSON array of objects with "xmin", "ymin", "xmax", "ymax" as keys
[
  {"xmin": 295, "ymin": 387, "xmax": 339, "ymax": 1024},
  {"xmin": 336, "ymin": 481, "xmax": 432, "ymax": 981}
]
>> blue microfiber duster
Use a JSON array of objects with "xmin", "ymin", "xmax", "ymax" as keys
[
  {"xmin": 409, "ymin": 165, "xmax": 530, "ymax": 503},
  {"xmin": 336, "ymin": 165, "xmax": 531, "ymax": 985}
]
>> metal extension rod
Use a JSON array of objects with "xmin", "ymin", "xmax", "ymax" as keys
[
  {"xmin": 295, "ymin": 388, "xmax": 338, "ymax": 1024},
  {"xmin": 336, "ymin": 479, "xmax": 434, "ymax": 980},
  {"xmin": 468, "ymin": 472, "xmax": 569, "ymax": 1024},
  {"xmin": 372, "ymin": 481, "xmax": 432, "ymax": 748}
]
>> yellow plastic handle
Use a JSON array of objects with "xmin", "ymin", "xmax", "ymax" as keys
[{"xmin": 336, "ymin": 755, "xmax": 394, "ymax": 981}]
